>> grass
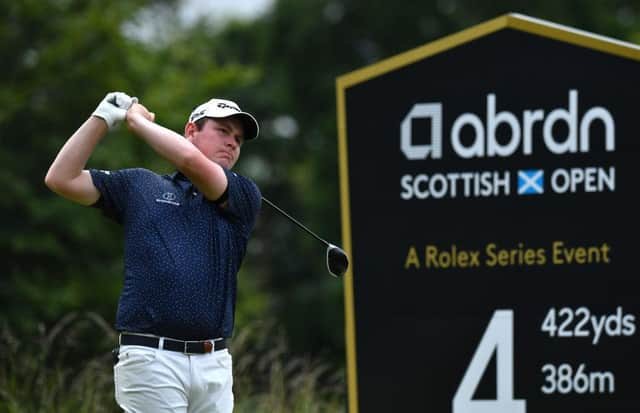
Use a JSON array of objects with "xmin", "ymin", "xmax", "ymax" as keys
[
  {"xmin": 231, "ymin": 320, "xmax": 345, "ymax": 413},
  {"xmin": 0, "ymin": 312, "xmax": 116, "ymax": 413},
  {"xmin": 0, "ymin": 314, "xmax": 345, "ymax": 412}
]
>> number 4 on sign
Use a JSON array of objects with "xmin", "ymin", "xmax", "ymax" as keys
[{"xmin": 453, "ymin": 310, "xmax": 526, "ymax": 413}]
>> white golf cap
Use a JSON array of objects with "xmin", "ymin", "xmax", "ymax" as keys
[{"xmin": 188, "ymin": 98, "xmax": 259, "ymax": 140}]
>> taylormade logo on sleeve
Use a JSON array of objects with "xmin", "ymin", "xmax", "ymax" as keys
[{"xmin": 399, "ymin": 89, "xmax": 617, "ymax": 200}]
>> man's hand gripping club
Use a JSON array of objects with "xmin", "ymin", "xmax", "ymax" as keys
[{"xmin": 92, "ymin": 91, "xmax": 139, "ymax": 129}]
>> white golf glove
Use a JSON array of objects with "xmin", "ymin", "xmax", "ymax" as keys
[{"xmin": 92, "ymin": 91, "xmax": 138, "ymax": 129}]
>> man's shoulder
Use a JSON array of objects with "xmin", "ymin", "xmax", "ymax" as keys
[
  {"xmin": 90, "ymin": 168, "xmax": 169, "ymax": 194},
  {"xmin": 224, "ymin": 170, "xmax": 261, "ymax": 225},
  {"xmin": 227, "ymin": 170, "xmax": 258, "ymax": 191},
  {"xmin": 124, "ymin": 167, "xmax": 164, "ymax": 178},
  {"xmin": 118, "ymin": 167, "xmax": 170, "ymax": 183},
  {"xmin": 91, "ymin": 167, "xmax": 161, "ymax": 178}
]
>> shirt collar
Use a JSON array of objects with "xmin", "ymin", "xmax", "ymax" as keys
[
  {"xmin": 170, "ymin": 171, "xmax": 190, "ymax": 182},
  {"xmin": 169, "ymin": 171, "xmax": 194, "ymax": 193}
]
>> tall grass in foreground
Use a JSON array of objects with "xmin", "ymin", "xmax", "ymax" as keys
[
  {"xmin": 0, "ymin": 312, "xmax": 116, "ymax": 413},
  {"xmin": 231, "ymin": 320, "xmax": 345, "ymax": 413},
  {"xmin": 0, "ymin": 313, "xmax": 345, "ymax": 412}
]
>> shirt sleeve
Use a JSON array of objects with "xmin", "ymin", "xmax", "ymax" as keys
[
  {"xmin": 89, "ymin": 168, "xmax": 132, "ymax": 223},
  {"xmin": 221, "ymin": 169, "xmax": 261, "ymax": 237}
]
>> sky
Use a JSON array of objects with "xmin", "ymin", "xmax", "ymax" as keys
[
  {"xmin": 122, "ymin": 0, "xmax": 275, "ymax": 45},
  {"xmin": 179, "ymin": 0, "xmax": 275, "ymax": 24}
]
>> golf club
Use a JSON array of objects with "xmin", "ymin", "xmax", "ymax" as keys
[{"xmin": 261, "ymin": 196, "xmax": 349, "ymax": 277}]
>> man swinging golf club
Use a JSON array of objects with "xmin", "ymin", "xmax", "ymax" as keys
[{"xmin": 45, "ymin": 91, "xmax": 261, "ymax": 412}]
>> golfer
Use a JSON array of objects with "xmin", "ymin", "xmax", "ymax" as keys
[{"xmin": 45, "ymin": 92, "xmax": 262, "ymax": 412}]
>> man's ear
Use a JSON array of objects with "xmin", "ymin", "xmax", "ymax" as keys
[{"xmin": 184, "ymin": 122, "xmax": 196, "ymax": 140}]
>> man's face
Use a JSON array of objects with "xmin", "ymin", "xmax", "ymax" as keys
[{"xmin": 186, "ymin": 117, "xmax": 245, "ymax": 169}]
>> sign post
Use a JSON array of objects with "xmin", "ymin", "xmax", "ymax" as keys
[{"xmin": 336, "ymin": 13, "xmax": 640, "ymax": 413}]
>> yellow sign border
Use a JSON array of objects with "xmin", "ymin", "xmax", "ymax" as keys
[{"xmin": 335, "ymin": 12, "xmax": 640, "ymax": 413}]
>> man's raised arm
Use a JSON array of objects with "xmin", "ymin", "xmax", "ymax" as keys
[{"xmin": 44, "ymin": 92, "xmax": 140, "ymax": 205}]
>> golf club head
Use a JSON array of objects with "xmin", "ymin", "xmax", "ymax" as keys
[{"xmin": 326, "ymin": 244, "xmax": 349, "ymax": 277}]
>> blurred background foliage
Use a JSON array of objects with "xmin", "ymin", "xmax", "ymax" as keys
[{"xmin": 2, "ymin": 0, "xmax": 640, "ymax": 410}]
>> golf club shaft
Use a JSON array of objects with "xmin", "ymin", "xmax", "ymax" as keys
[{"xmin": 261, "ymin": 196, "xmax": 330, "ymax": 248}]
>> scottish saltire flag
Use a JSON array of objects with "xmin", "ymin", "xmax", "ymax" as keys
[{"xmin": 518, "ymin": 169, "xmax": 544, "ymax": 195}]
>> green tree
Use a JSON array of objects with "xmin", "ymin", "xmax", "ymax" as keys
[{"xmin": 2, "ymin": 1, "xmax": 639, "ymax": 408}]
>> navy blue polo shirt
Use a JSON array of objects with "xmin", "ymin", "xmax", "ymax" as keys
[{"xmin": 89, "ymin": 167, "xmax": 261, "ymax": 340}]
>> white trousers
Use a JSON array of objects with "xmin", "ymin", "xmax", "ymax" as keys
[{"xmin": 114, "ymin": 345, "xmax": 233, "ymax": 413}]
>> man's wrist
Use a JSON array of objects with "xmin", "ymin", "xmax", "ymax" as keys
[
  {"xmin": 125, "ymin": 111, "xmax": 147, "ymax": 131},
  {"xmin": 91, "ymin": 114, "xmax": 110, "ymax": 128},
  {"xmin": 86, "ymin": 115, "xmax": 110, "ymax": 137}
]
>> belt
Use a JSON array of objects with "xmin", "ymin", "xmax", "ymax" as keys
[{"xmin": 119, "ymin": 333, "xmax": 226, "ymax": 354}]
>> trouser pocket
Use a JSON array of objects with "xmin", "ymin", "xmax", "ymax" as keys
[{"xmin": 112, "ymin": 346, "xmax": 120, "ymax": 366}]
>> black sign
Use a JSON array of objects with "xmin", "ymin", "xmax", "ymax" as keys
[{"xmin": 336, "ymin": 13, "xmax": 640, "ymax": 413}]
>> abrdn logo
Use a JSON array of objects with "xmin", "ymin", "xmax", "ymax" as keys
[{"xmin": 401, "ymin": 89, "xmax": 615, "ymax": 160}]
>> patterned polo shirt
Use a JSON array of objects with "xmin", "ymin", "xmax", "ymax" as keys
[{"xmin": 89, "ymin": 167, "xmax": 261, "ymax": 340}]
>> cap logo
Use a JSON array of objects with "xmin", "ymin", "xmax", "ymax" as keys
[
  {"xmin": 217, "ymin": 102, "xmax": 240, "ymax": 111},
  {"xmin": 190, "ymin": 109, "xmax": 206, "ymax": 121}
]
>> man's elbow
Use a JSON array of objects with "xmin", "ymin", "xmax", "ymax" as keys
[
  {"xmin": 44, "ymin": 170, "xmax": 61, "ymax": 192},
  {"xmin": 44, "ymin": 172, "xmax": 98, "ymax": 206},
  {"xmin": 44, "ymin": 170, "xmax": 73, "ymax": 197}
]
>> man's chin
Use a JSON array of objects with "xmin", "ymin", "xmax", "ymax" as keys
[{"xmin": 213, "ymin": 158, "xmax": 234, "ymax": 169}]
